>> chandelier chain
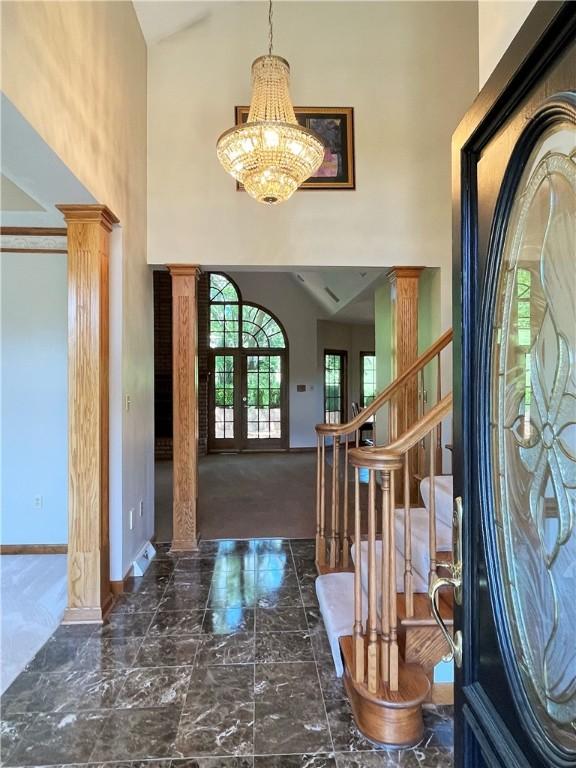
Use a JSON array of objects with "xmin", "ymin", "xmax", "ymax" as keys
[{"xmin": 268, "ymin": 0, "xmax": 273, "ymax": 55}]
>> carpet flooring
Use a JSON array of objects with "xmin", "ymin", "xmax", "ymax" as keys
[{"xmin": 155, "ymin": 452, "xmax": 318, "ymax": 543}]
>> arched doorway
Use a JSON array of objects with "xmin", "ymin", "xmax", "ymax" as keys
[{"xmin": 207, "ymin": 272, "xmax": 289, "ymax": 452}]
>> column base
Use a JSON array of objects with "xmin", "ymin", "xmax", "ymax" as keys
[
  {"xmin": 62, "ymin": 592, "xmax": 113, "ymax": 625},
  {"xmin": 170, "ymin": 538, "xmax": 199, "ymax": 553}
]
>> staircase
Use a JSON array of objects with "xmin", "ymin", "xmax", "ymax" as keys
[{"xmin": 313, "ymin": 330, "xmax": 456, "ymax": 747}]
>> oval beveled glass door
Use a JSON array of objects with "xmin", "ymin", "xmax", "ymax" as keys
[{"xmin": 490, "ymin": 120, "xmax": 576, "ymax": 748}]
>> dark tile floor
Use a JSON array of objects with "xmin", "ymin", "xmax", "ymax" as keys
[{"xmin": 1, "ymin": 539, "xmax": 453, "ymax": 767}]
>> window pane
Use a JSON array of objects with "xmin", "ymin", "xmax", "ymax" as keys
[
  {"xmin": 242, "ymin": 304, "xmax": 286, "ymax": 348},
  {"xmin": 210, "ymin": 274, "xmax": 239, "ymax": 303},
  {"xmin": 361, "ymin": 354, "xmax": 376, "ymax": 407}
]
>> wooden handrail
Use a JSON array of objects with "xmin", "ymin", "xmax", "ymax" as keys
[
  {"xmin": 348, "ymin": 394, "xmax": 452, "ymax": 470},
  {"xmin": 316, "ymin": 328, "xmax": 452, "ymax": 436}
]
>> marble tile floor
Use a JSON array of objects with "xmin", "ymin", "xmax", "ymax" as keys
[{"xmin": 0, "ymin": 538, "xmax": 453, "ymax": 768}]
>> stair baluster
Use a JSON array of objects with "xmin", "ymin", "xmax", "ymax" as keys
[
  {"xmin": 342, "ymin": 439, "xmax": 350, "ymax": 568},
  {"xmin": 367, "ymin": 469, "xmax": 379, "ymax": 693},
  {"xmin": 403, "ymin": 451, "xmax": 414, "ymax": 617},
  {"xmin": 388, "ymin": 468, "xmax": 399, "ymax": 691},
  {"xmin": 353, "ymin": 466, "xmax": 364, "ymax": 683},
  {"xmin": 329, "ymin": 435, "xmax": 340, "ymax": 569},
  {"xmin": 436, "ymin": 353, "xmax": 443, "ymax": 469},
  {"xmin": 428, "ymin": 427, "xmax": 437, "ymax": 589},
  {"xmin": 381, "ymin": 469, "xmax": 390, "ymax": 686},
  {"xmin": 316, "ymin": 434, "xmax": 326, "ymax": 566}
]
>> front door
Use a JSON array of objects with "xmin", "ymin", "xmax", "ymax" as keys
[
  {"xmin": 452, "ymin": 4, "xmax": 576, "ymax": 767},
  {"xmin": 208, "ymin": 350, "xmax": 288, "ymax": 451}
]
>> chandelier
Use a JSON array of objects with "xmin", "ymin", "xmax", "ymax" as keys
[{"xmin": 216, "ymin": 1, "xmax": 325, "ymax": 205}]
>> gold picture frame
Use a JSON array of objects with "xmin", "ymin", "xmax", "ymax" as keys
[{"xmin": 235, "ymin": 106, "xmax": 355, "ymax": 191}]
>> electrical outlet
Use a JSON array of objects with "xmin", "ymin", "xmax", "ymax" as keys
[
  {"xmin": 129, "ymin": 508, "xmax": 134, "ymax": 530},
  {"xmin": 139, "ymin": 499, "xmax": 144, "ymax": 517},
  {"xmin": 34, "ymin": 495, "xmax": 43, "ymax": 509}
]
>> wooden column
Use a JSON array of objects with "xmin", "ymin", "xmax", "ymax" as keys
[
  {"xmin": 168, "ymin": 265, "xmax": 201, "ymax": 551},
  {"xmin": 388, "ymin": 267, "xmax": 422, "ymax": 500},
  {"xmin": 58, "ymin": 204, "xmax": 118, "ymax": 624}
]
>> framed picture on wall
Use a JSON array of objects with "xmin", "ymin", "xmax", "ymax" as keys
[{"xmin": 235, "ymin": 106, "xmax": 355, "ymax": 190}]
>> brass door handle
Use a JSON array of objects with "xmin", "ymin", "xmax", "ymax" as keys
[
  {"xmin": 429, "ymin": 576, "xmax": 463, "ymax": 668},
  {"xmin": 428, "ymin": 496, "xmax": 464, "ymax": 668}
]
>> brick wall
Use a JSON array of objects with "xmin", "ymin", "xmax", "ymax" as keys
[
  {"xmin": 197, "ymin": 272, "xmax": 209, "ymax": 456},
  {"xmin": 153, "ymin": 271, "xmax": 173, "ymax": 459},
  {"xmin": 153, "ymin": 270, "xmax": 209, "ymax": 460}
]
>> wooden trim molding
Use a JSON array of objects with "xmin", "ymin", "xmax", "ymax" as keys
[
  {"xmin": 0, "ymin": 248, "xmax": 67, "ymax": 254},
  {"xmin": 58, "ymin": 204, "xmax": 119, "ymax": 624},
  {"xmin": 0, "ymin": 544, "xmax": 68, "ymax": 555},
  {"xmin": 0, "ymin": 227, "xmax": 67, "ymax": 236},
  {"xmin": 110, "ymin": 566, "xmax": 135, "ymax": 596},
  {"xmin": 168, "ymin": 264, "xmax": 201, "ymax": 551},
  {"xmin": 1, "ymin": 231, "xmax": 67, "ymax": 255}
]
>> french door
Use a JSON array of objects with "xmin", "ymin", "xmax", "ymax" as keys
[
  {"xmin": 451, "ymin": 4, "xmax": 576, "ymax": 767},
  {"xmin": 208, "ymin": 350, "xmax": 288, "ymax": 452}
]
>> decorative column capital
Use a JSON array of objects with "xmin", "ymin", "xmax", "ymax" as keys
[
  {"xmin": 56, "ymin": 204, "xmax": 119, "ymax": 232},
  {"xmin": 167, "ymin": 265, "xmax": 201, "ymax": 278},
  {"xmin": 387, "ymin": 267, "xmax": 424, "ymax": 284}
]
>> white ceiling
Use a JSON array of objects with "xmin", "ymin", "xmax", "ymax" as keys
[
  {"xmin": 133, "ymin": 1, "xmax": 351, "ymax": 45},
  {"xmin": 291, "ymin": 268, "xmax": 383, "ymax": 324},
  {"xmin": 133, "ymin": 1, "xmax": 211, "ymax": 44}
]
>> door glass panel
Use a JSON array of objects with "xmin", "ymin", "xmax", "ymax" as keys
[
  {"xmin": 214, "ymin": 355, "xmax": 235, "ymax": 439},
  {"xmin": 324, "ymin": 352, "xmax": 345, "ymax": 423},
  {"xmin": 491, "ymin": 123, "xmax": 576, "ymax": 748},
  {"xmin": 246, "ymin": 355, "xmax": 282, "ymax": 440}
]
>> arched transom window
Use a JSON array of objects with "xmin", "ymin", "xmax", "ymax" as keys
[{"xmin": 209, "ymin": 273, "xmax": 287, "ymax": 350}]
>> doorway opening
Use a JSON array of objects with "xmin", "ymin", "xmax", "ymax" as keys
[
  {"xmin": 207, "ymin": 273, "xmax": 289, "ymax": 452},
  {"xmin": 153, "ymin": 267, "xmax": 389, "ymax": 542}
]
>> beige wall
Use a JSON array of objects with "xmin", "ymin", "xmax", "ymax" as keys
[
  {"xmin": 148, "ymin": 1, "xmax": 478, "ymax": 334},
  {"xmin": 1, "ymin": 1, "xmax": 153, "ymax": 580},
  {"xmin": 478, "ymin": 1, "xmax": 537, "ymax": 87}
]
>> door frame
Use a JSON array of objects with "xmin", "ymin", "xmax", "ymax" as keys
[{"xmin": 452, "ymin": 3, "xmax": 576, "ymax": 766}]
